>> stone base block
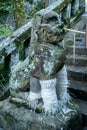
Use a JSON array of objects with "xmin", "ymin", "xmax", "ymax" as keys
[{"xmin": 0, "ymin": 99, "xmax": 82, "ymax": 130}]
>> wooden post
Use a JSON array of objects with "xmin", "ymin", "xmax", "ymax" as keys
[
  {"xmin": 45, "ymin": 0, "xmax": 49, "ymax": 7},
  {"xmin": 85, "ymin": 0, "xmax": 87, "ymax": 48},
  {"xmin": 85, "ymin": 0, "xmax": 87, "ymax": 12},
  {"xmin": 86, "ymin": 25, "xmax": 87, "ymax": 48},
  {"xmin": 73, "ymin": 33, "xmax": 76, "ymax": 64}
]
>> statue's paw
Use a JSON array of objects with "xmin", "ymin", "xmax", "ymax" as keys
[
  {"xmin": 59, "ymin": 92, "xmax": 71, "ymax": 104},
  {"xmin": 28, "ymin": 96, "xmax": 44, "ymax": 113},
  {"xmin": 9, "ymin": 97, "xmax": 28, "ymax": 107},
  {"xmin": 43, "ymin": 102, "xmax": 59, "ymax": 115}
]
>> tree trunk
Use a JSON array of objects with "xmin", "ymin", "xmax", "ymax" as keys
[
  {"xmin": 12, "ymin": 0, "xmax": 26, "ymax": 61},
  {"xmin": 45, "ymin": 0, "xmax": 49, "ymax": 7},
  {"xmin": 12, "ymin": 0, "xmax": 26, "ymax": 29}
]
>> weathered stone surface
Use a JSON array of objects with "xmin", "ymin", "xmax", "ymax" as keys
[
  {"xmin": 31, "ymin": 10, "xmax": 64, "ymax": 43},
  {"xmin": 0, "ymin": 0, "xmax": 73, "ymax": 63},
  {"xmin": 29, "ymin": 10, "xmax": 65, "ymax": 80},
  {"xmin": 0, "ymin": 21, "xmax": 31, "ymax": 61},
  {"xmin": 4, "ymin": 0, "xmax": 85, "ymax": 117},
  {"xmin": 0, "ymin": 36, "xmax": 6, "ymax": 43},
  {"xmin": 29, "ymin": 43, "xmax": 65, "ymax": 79},
  {"xmin": 46, "ymin": 0, "xmax": 73, "ymax": 13},
  {"xmin": 9, "ymin": 57, "xmax": 30, "ymax": 93},
  {"xmin": 0, "ymin": 99, "xmax": 82, "ymax": 130}
]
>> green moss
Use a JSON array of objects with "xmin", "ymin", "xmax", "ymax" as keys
[
  {"xmin": 0, "ymin": 58, "xmax": 5, "ymax": 70},
  {"xmin": 3, "ymin": 112, "xmax": 14, "ymax": 126},
  {"xmin": 0, "ymin": 51, "xmax": 7, "ymax": 59},
  {"xmin": 0, "ymin": 69, "xmax": 10, "ymax": 85},
  {"xmin": 67, "ymin": 111, "xmax": 82, "ymax": 130},
  {"xmin": 12, "ymin": 0, "xmax": 26, "ymax": 29},
  {"xmin": 69, "ymin": 8, "xmax": 84, "ymax": 28},
  {"xmin": 64, "ymin": 37, "xmax": 74, "ymax": 47},
  {"xmin": 35, "ymin": 105, "xmax": 43, "ymax": 113},
  {"xmin": 68, "ymin": 99, "xmax": 79, "ymax": 110},
  {"xmin": 28, "ymin": 1, "xmax": 45, "ymax": 18},
  {"xmin": 0, "ymin": 51, "xmax": 10, "ymax": 88},
  {"xmin": 14, "ymin": 29, "xmax": 31, "ymax": 47},
  {"xmin": 18, "ymin": 43, "xmax": 25, "ymax": 61},
  {"xmin": 10, "ymin": 98, "xmax": 27, "ymax": 107},
  {"xmin": 53, "ymin": 0, "xmax": 73, "ymax": 13}
]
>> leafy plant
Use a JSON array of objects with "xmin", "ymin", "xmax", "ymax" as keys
[
  {"xmin": 0, "ymin": 69, "xmax": 9, "ymax": 88},
  {"xmin": 0, "ymin": 68, "xmax": 10, "ymax": 100},
  {"xmin": 0, "ymin": 0, "xmax": 12, "ymax": 13},
  {"xmin": 0, "ymin": 25, "xmax": 13, "ymax": 36},
  {"xmin": 28, "ymin": 1, "xmax": 45, "ymax": 18},
  {"xmin": 26, "ymin": 0, "xmax": 33, "ymax": 4}
]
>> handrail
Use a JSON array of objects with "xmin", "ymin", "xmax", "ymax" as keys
[
  {"xmin": 65, "ymin": 28, "xmax": 86, "ymax": 34},
  {"xmin": 0, "ymin": 0, "xmax": 73, "ymax": 59},
  {"xmin": 47, "ymin": 0, "xmax": 73, "ymax": 13},
  {"xmin": 0, "ymin": 21, "xmax": 32, "ymax": 58}
]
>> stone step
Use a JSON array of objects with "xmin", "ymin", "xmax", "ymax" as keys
[
  {"xmin": 73, "ymin": 99, "xmax": 87, "ymax": 127},
  {"xmin": 66, "ymin": 46, "xmax": 87, "ymax": 56},
  {"xmin": 75, "ymin": 37, "xmax": 86, "ymax": 46},
  {"xmin": 83, "ymin": 127, "xmax": 87, "ymax": 130},
  {"xmin": 68, "ymin": 80, "xmax": 87, "ymax": 101},
  {"xmin": 66, "ymin": 65, "xmax": 87, "ymax": 82},
  {"xmin": 66, "ymin": 55, "xmax": 87, "ymax": 67}
]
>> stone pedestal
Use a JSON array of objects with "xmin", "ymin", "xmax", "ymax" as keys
[{"xmin": 0, "ymin": 99, "xmax": 82, "ymax": 130}]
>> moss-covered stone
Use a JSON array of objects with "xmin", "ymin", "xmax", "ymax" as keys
[
  {"xmin": 3, "ymin": 112, "xmax": 14, "ymax": 126},
  {"xmin": 0, "ymin": 99, "xmax": 82, "ymax": 130},
  {"xmin": 9, "ymin": 97, "xmax": 28, "ymax": 107},
  {"xmin": 9, "ymin": 57, "xmax": 30, "ymax": 93},
  {"xmin": 0, "ymin": 21, "xmax": 31, "ymax": 61}
]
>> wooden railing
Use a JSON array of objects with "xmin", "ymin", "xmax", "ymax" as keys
[
  {"xmin": 65, "ymin": 28, "xmax": 86, "ymax": 63},
  {"xmin": 0, "ymin": 0, "xmax": 85, "ymax": 73},
  {"xmin": 65, "ymin": 28, "xmax": 86, "ymax": 34}
]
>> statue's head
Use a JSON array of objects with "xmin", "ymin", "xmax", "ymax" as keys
[{"xmin": 31, "ymin": 9, "xmax": 64, "ymax": 44}]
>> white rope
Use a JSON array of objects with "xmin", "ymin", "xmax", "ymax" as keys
[
  {"xmin": 28, "ymin": 91, "xmax": 41, "ymax": 109},
  {"xmin": 40, "ymin": 78, "xmax": 58, "ymax": 114}
]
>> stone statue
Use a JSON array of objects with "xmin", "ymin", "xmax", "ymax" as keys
[
  {"xmin": 28, "ymin": 9, "xmax": 70, "ymax": 114},
  {"xmin": 9, "ymin": 9, "xmax": 70, "ymax": 115}
]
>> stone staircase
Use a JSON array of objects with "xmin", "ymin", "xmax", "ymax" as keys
[{"xmin": 66, "ymin": 36, "xmax": 87, "ymax": 129}]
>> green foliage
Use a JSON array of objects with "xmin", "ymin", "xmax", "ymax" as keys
[
  {"xmin": 29, "ymin": 1, "xmax": 45, "ymax": 18},
  {"xmin": 0, "ymin": 69, "xmax": 9, "ymax": 89},
  {"xmin": 0, "ymin": 25, "xmax": 13, "ymax": 36},
  {"xmin": 18, "ymin": 43, "xmax": 25, "ymax": 61},
  {"xmin": 0, "ymin": 0, "xmax": 12, "ymax": 13},
  {"xmin": 0, "ymin": 58, "xmax": 10, "ymax": 95},
  {"xmin": 12, "ymin": 0, "xmax": 26, "ymax": 29},
  {"xmin": 26, "ymin": 0, "xmax": 33, "ymax": 4}
]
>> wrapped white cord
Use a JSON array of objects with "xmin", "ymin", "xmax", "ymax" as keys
[
  {"xmin": 28, "ymin": 91, "xmax": 41, "ymax": 109},
  {"xmin": 40, "ymin": 78, "xmax": 58, "ymax": 115},
  {"xmin": 56, "ymin": 65, "xmax": 70, "ymax": 100}
]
